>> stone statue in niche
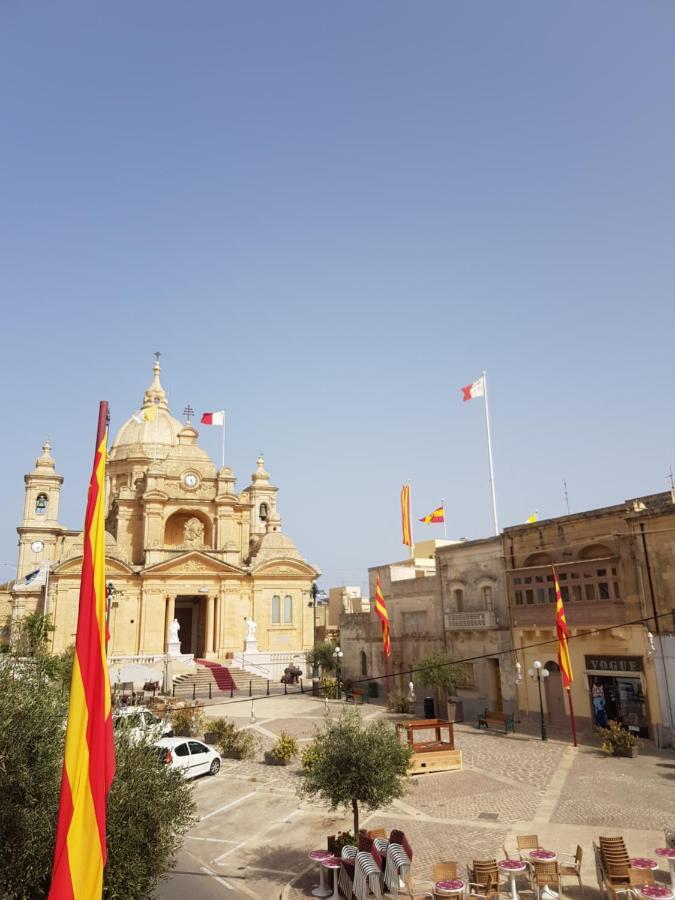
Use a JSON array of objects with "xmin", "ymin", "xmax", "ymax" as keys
[
  {"xmin": 244, "ymin": 616, "xmax": 257, "ymax": 641},
  {"xmin": 183, "ymin": 517, "xmax": 204, "ymax": 547}
]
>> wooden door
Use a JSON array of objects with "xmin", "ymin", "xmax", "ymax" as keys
[{"xmin": 175, "ymin": 607, "xmax": 193, "ymax": 654}]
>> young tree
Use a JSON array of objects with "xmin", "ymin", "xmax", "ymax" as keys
[
  {"xmin": 0, "ymin": 640, "xmax": 195, "ymax": 899},
  {"xmin": 416, "ymin": 650, "xmax": 466, "ymax": 712},
  {"xmin": 307, "ymin": 640, "xmax": 337, "ymax": 676},
  {"xmin": 298, "ymin": 708, "xmax": 412, "ymax": 834}
]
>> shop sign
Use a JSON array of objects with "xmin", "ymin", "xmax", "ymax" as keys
[{"xmin": 584, "ymin": 654, "xmax": 643, "ymax": 673}]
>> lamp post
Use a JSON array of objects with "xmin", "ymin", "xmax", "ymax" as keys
[
  {"xmin": 333, "ymin": 645, "xmax": 344, "ymax": 700},
  {"xmin": 528, "ymin": 660, "xmax": 549, "ymax": 741},
  {"xmin": 309, "ymin": 582, "xmax": 319, "ymax": 679}
]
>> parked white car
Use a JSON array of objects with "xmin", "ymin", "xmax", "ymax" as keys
[
  {"xmin": 113, "ymin": 707, "xmax": 173, "ymax": 744},
  {"xmin": 154, "ymin": 737, "xmax": 221, "ymax": 778}
]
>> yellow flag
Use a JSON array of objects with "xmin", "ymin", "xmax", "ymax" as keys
[
  {"xmin": 526, "ymin": 511, "xmax": 538, "ymax": 523},
  {"xmin": 143, "ymin": 406, "xmax": 157, "ymax": 422}
]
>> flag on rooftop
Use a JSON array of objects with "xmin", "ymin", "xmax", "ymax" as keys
[
  {"xmin": 419, "ymin": 504, "xmax": 445, "ymax": 524},
  {"xmin": 400, "ymin": 484, "xmax": 412, "ymax": 548},
  {"xmin": 461, "ymin": 375, "xmax": 485, "ymax": 402},
  {"xmin": 526, "ymin": 511, "xmax": 538, "ymax": 523},
  {"xmin": 49, "ymin": 402, "xmax": 116, "ymax": 900},
  {"xmin": 553, "ymin": 565, "xmax": 573, "ymax": 688},
  {"xmin": 201, "ymin": 411, "xmax": 225, "ymax": 426}
]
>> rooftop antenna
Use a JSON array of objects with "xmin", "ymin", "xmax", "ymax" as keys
[{"xmin": 563, "ymin": 479, "xmax": 570, "ymax": 515}]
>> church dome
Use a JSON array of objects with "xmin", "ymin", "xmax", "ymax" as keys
[{"xmin": 110, "ymin": 360, "xmax": 183, "ymax": 460}]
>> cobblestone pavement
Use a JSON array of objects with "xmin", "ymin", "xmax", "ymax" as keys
[{"xmin": 161, "ymin": 696, "xmax": 673, "ymax": 900}]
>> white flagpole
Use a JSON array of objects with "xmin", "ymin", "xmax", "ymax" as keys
[
  {"xmin": 441, "ymin": 497, "xmax": 447, "ymax": 539},
  {"xmin": 482, "ymin": 370, "xmax": 499, "ymax": 535},
  {"xmin": 221, "ymin": 413, "xmax": 226, "ymax": 468}
]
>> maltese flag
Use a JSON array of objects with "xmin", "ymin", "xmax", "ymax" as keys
[
  {"xmin": 461, "ymin": 376, "xmax": 485, "ymax": 402},
  {"xmin": 201, "ymin": 411, "xmax": 225, "ymax": 426}
]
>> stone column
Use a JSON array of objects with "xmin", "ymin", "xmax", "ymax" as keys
[
  {"xmin": 205, "ymin": 595, "xmax": 214, "ymax": 656},
  {"xmin": 165, "ymin": 595, "xmax": 175, "ymax": 651}
]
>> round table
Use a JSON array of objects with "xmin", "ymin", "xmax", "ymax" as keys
[
  {"xmin": 435, "ymin": 878, "xmax": 466, "ymax": 897},
  {"xmin": 529, "ymin": 850, "xmax": 558, "ymax": 900},
  {"xmin": 632, "ymin": 859, "xmax": 659, "ymax": 871},
  {"xmin": 308, "ymin": 851, "xmax": 334, "ymax": 898},
  {"xmin": 656, "ymin": 850, "xmax": 675, "ymax": 890},
  {"xmin": 322, "ymin": 856, "xmax": 342, "ymax": 900},
  {"xmin": 640, "ymin": 886, "xmax": 674, "ymax": 900},
  {"xmin": 499, "ymin": 859, "xmax": 528, "ymax": 900}
]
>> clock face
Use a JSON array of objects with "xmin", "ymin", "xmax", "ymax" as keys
[
  {"xmin": 31, "ymin": 540, "xmax": 44, "ymax": 553},
  {"xmin": 183, "ymin": 472, "xmax": 199, "ymax": 489}
]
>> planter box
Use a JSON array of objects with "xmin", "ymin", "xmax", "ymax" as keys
[
  {"xmin": 615, "ymin": 745, "xmax": 638, "ymax": 758},
  {"xmin": 264, "ymin": 752, "xmax": 292, "ymax": 766},
  {"xmin": 221, "ymin": 749, "xmax": 248, "ymax": 760}
]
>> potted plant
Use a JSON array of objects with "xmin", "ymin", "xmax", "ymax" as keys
[
  {"xmin": 216, "ymin": 720, "xmax": 259, "ymax": 760},
  {"xmin": 264, "ymin": 731, "xmax": 299, "ymax": 766},
  {"xmin": 203, "ymin": 717, "xmax": 232, "ymax": 746},
  {"xmin": 416, "ymin": 650, "xmax": 466, "ymax": 721},
  {"xmin": 597, "ymin": 719, "xmax": 639, "ymax": 757}
]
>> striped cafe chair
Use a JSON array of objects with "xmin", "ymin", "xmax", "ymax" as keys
[
  {"xmin": 354, "ymin": 850, "xmax": 383, "ymax": 900},
  {"xmin": 339, "ymin": 845, "xmax": 358, "ymax": 899}
]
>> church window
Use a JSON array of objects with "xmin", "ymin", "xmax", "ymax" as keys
[
  {"xmin": 35, "ymin": 493, "xmax": 48, "ymax": 516},
  {"xmin": 259, "ymin": 502, "xmax": 268, "ymax": 522},
  {"xmin": 283, "ymin": 594, "xmax": 293, "ymax": 624},
  {"xmin": 272, "ymin": 595, "xmax": 281, "ymax": 624}
]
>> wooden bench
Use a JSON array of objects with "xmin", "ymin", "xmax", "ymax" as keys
[
  {"xmin": 477, "ymin": 708, "xmax": 515, "ymax": 733},
  {"xmin": 345, "ymin": 687, "xmax": 367, "ymax": 705}
]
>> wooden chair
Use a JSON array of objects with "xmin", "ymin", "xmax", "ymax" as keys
[
  {"xmin": 432, "ymin": 862, "xmax": 459, "ymax": 882},
  {"xmin": 469, "ymin": 860, "xmax": 500, "ymax": 900},
  {"xmin": 368, "ymin": 828, "xmax": 387, "ymax": 840},
  {"xmin": 516, "ymin": 835, "xmax": 541, "ymax": 859},
  {"xmin": 628, "ymin": 869, "xmax": 654, "ymax": 888},
  {"xmin": 559, "ymin": 846, "xmax": 584, "ymax": 896},
  {"xmin": 605, "ymin": 864, "xmax": 631, "ymax": 891},
  {"xmin": 531, "ymin": 860, "xmax": 561, "ymax": 900}
]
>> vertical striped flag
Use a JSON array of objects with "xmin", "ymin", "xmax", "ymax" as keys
[
  {"xmin": 49, "ymin": 402, "xmax": 116, "ymax": 899},
  {"xmin": 400, "ymin": 484, "xmax": 412, "ymax": 548},
  {"xmin": 553, "ymin": 565, "xmax": 573, "ymax": 688},
  {"xmin": 374, "ymin": 575, "xmax": 391, "ymax": 657}
]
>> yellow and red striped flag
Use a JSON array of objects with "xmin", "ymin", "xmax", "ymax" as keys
[
  {"xmin": 49, "ymin": 402, "xmax": 116, "ymax": 899},
  {"xmin": 374, "ymin": 575, "xmax": 391, "ymax": 657},
  {"xmin": 553, "ymin": 565, "xmax": 573, "ymax": 689},
  {"xmin": 419, "ymin": 504, "xmax": 445, "ymax": 524},
  {"xmin": 400, "ymin": 484, "xmax": 412, "ymax": 547}
]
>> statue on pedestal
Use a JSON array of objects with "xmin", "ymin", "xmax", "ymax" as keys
[{"xmin": 244, "ymin": 616, "xmax": 257, "ymax": 641}]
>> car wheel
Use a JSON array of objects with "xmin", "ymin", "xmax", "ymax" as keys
[{"xmin": 209, "ymin": 758, "xmax": 221, "ymax": 776}]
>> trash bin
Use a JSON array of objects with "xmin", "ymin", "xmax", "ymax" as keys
[
  {"xmin": 447, "ymin": 699, "xmax": 464, "ymax": 723},
  {"xmin": 368, "ymin": 681, "xmax": 379, "ymax": 699},
  {"xmin": 423, "ymin": 696, "xmax": 435, "ymax": 719}
]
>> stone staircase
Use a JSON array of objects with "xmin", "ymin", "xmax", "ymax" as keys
[{"xmin": 172, "ymin": 660, "xmax": 290, "ymax": 699}]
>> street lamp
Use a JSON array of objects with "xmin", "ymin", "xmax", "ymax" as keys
[
  {"xmin": 333, "ymin": 645, "xmax": 344, "ymax": 700},
  {"xmin": 528, "ymin": 660, "xmax": 549, "ymax": 741},
  {"xmin": 309, "ymin": 582, "xmax": 319, "ymax": 679}
]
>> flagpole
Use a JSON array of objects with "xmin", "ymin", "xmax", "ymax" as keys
[
  {"xmin": 482, "ymin": 370, "xmax": 499, "ymax": 535},
  {"xmin": 566, "ymin": 686, "xmax": 578, "ymax": 747},
  {"xmin": 441, "ymin": 497, "xmax": 447, "ymax": 539},
  {"xmin": 221, "ymin": 414, "xmax": 226, "ymax": 468}
]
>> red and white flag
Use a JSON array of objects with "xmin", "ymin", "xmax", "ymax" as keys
[
  {"xmin": 201, "ymin": 411, "xmax": 224, "ymax": 426},
  {"xmin": 460, "ymin": 376, "xmax": 485, "ymax": 402}
]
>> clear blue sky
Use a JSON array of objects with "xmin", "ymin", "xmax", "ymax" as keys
[{"xmin": 2, "ymin": 3, "xmax": 674, "ymax": 595}]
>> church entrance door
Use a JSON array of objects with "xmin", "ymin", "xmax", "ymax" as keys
[
  {"xmin": 175, "ymin": 596, "xmax": 207, "ymax": 657},
  {"xmin": 175, "ymin": 605, "xmax": 193, "ymax": 655}
]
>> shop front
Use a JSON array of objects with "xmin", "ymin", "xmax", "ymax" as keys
[{"xmin": 585, "ymin": 654, "xmax": 649, "ymax": 738}]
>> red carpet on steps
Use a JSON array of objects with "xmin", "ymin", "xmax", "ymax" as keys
[{"xmin": 194, "ymin": 659, "xmax": 237, "ymax": 691}]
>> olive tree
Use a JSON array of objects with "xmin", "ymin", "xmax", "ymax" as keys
[
  {"xmin": 416, "ymin": 650, "xmax": 466, "ymax": 711},
  {"xmin": 298, "ymin": 708, "xmax": 412, "ymax": 834}
]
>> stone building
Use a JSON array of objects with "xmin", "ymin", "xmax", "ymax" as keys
[
  {"xmin": 505, "ymin": 492, "xmax": 673, "ymax": 747},
  {"xmin": 438, "ymin": 536, "xmax": 517, "ymax": 720},
  {"xmin": 5, "ymin": 360, "xmax": 319, "ymax": 662}
]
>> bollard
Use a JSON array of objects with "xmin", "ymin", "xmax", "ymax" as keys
[
  {"xmin": 209, "ymin": 682, "xmax": 212, "ymax": 700},
  {"xmin": 266, "ymin": 680, "xmax": 270, "ymax": 696},
  {"xmin": 248, "ymin": 680, "xmax": 252, "ymax": 697},
  {"xmin": 192, "ymin": 683, "xmax": 196, "ymax": 701},
  {"xmin": 300, "ymin": 677, "xmax": 304, "ymax": 694},
  {"xmin": 172, "ymin": 685, "xmax": 175, "ymax": 697},
  {"xmin": 284, "ymin": 679, "xmax": 288, "ymax": 695},
  {"xmin": 230, "ymin": 684, "xmax": 233, "ymax": 699}
]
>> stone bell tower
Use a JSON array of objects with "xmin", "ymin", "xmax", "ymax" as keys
[{"xmin": 17, "ymin": 441, "xmax": 63, "ymax": 580}]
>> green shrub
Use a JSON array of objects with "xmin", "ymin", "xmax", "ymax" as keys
[
  {"xmin": 203, "ymin": 717, "xmax": 233, "ymax": 744},
  {"xmin": 171, "ymin": 706, "xmax": 206, "ymax": 737},
  {"xmin": 598, "ymin": 719, "xmax": 638, "ymax": 755},
  {"xmin": 216, "ymin": 721, "xmax": 259, "ymax": 759},
  {"xmin": 321, "ymin": 678, "xmax": 338, "ymax": 699},
  {"xmin": 387, "ymin": 691, "xmax": 412, "ymax": 714},
  {"xmin": 264, "ymin": 731, "xmax": 299, "ymax": 764}
]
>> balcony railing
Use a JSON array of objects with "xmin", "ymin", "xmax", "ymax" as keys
[{"xmin": 444, "ymin": 610, "xmax": 498, "ymax": 630}]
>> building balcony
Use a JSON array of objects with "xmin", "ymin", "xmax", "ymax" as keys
[{"xmin": 444, "ymin": 610, "xmax": 498, "ymax": 630}]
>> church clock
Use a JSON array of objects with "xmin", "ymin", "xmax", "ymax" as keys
[{"xmin": 182, "ymin": 472, "xmax": 200, "ymax": 490}]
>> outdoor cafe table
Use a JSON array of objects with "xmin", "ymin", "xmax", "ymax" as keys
[
  {"xmin": 321, "ymin": 855, "xmax": 342, "ymax": 900},
  {"xmin": 499, "ymin": 859, "xmax": 528, "ymax": 900},
  {"xmin": 631, "ymin": 859, "xmax": 659, "ymax": 875},
  {"xmin": 640, "ymin": 885, "xmax": 674, "ymax": 900},
  {"xmin": 529, "ymin": 850, "xmax": 558, "ymax": 900},
  {"xmin": 655, "ymin": 849, "xmax": 675, "ymax": 890},
  {"xmin": 435, "ymin": 878, "xmax": 465, "ymax": 897},
  {"xmin": 308, "ymin": 850, "xmax": 334, "ymax": 898}
]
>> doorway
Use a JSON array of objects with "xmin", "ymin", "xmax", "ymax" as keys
[
  {"xmin": 487, "ymin": 658, "xmax": 503, "ymax": 711},
  {"xmin": 544, "ymin": 661, "xmax": 567, "ymax": 728},
  {"xmin": 174, "ymin": 597, "xmax": 206, "ymax": 656}
]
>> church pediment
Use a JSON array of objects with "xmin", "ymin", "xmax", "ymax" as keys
[
  {"xmin": 251, "ymin": 557, "xmax": 319, "ymax": 578},
  {"xmin": 141, "ymin": 551, "xmax": 245, "ymax": 578},
  {"xmin": 54, "ymin": 556, "xmax": 136, "ymax": 577}
]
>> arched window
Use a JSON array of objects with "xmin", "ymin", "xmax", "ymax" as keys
[
  {"xmin": 361, "ymin": 650, "xmax": 368, "ymax": 677},
  {"xmin": 259, "ymin": 502, "xmax": 268, "ymax": 522},
  {"xmin": 454, "ymin": 588, "xmax": 464, "ymax": 612},
  {"xmin": 482, "ymin": 585, "xmax": 493, "ymax": 609},
  {"xmin": 35, "ymin": 493, "xmax": 48, "ymax": 516},
  {"xmin": 271, "ymin": 595, "xmax": 280, "ymax": 624},
  {"xmin": 283, "ymin": 594, "xmax": 293, "ymax": 624}
]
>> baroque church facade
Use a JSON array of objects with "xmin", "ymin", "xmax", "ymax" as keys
[{"xmin": 5, "ymin": 361, "xmax": 319, "ymax": 660}]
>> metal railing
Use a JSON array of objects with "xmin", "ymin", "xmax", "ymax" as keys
[{"xmin": 444, "ymin": 610, "xmax": 498, "ymax": 630}]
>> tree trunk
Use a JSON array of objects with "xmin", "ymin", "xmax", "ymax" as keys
[{"xmin": 352, "ymin": 798, "xmax": 359, "ymax": 835}]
